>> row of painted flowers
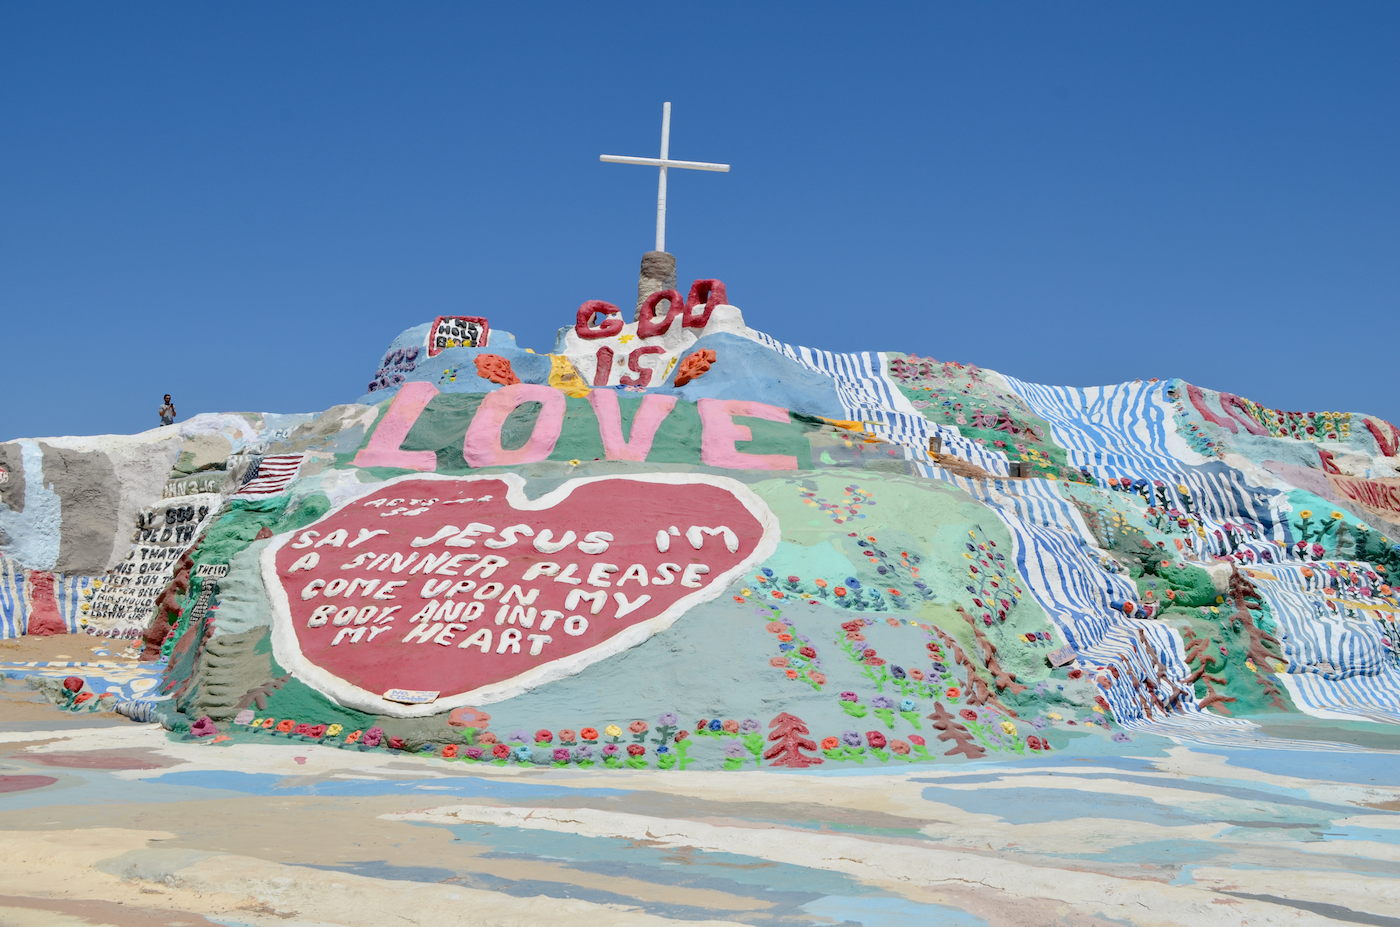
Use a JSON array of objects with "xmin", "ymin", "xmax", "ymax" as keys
[{"xmin": 201, "ymin": 707, "xmax": 1061, "ymax": 768}]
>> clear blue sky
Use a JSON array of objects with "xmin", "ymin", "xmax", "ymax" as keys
[{"xmin": 2, "ymin": 3, "xmax": 1397, "ymax": 441}]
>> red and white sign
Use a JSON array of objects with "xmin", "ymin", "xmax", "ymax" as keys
[
  {"xmin": 261, "ymin": 473, "xmax": 779, "ymax": 716},
  {"xmin": 427, "ymin": 316, "xmax": 490, "ymax": 356}
]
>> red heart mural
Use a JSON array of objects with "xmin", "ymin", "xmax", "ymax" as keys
[{"xmin": 263, "ymin": 473, "xmax": 778, "ymax": 716}]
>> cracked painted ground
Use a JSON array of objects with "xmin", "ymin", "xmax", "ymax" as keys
[{"xmin": 1, "ymin": 684, "xmax": 1398, "ymax": 927}]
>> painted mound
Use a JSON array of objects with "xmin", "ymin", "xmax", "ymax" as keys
[{"xmin": 3, "ymin": 269, "xmax": 1399, "ymax": 770}]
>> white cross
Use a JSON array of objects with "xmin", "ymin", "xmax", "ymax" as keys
[{"xmin": 600, "ymin": 102, "xmax": 730, "ymax": 253}]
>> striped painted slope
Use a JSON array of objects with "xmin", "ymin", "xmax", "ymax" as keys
[
  {"xmin": 0, "ymin": 558, "xmax": 26, "ymax": 639},
  {"xmin": 745, "ymin": 332, "xmax": 1213, "ymax": 726}
]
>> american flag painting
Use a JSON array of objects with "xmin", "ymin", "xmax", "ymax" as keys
[{"xmin": 232, "ymin": 454, "xmax": 305, "ymax": 498}]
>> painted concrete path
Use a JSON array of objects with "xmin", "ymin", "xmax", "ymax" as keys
[{"xmin": 1, "ymin": 703, "xmax": 1399, "ymax": 926}]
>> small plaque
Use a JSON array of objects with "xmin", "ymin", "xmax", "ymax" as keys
[
  {"xmin": 1048, "ymin": 645, "xmax": 1077, "ymax": 668},
  {"xmin": 427, "ymin": 316, "xmax": 490, "ymax": 356},
  {"xmin": 195, "ymin": 563, "xmax": 229, "ymax": 578},
  {"xmin": 383, "ymin": 688, "xmax": 440, "ymax": 705},
  {"xmin": 0, "ymin": 467, "xmax": 8, "ymax": 484}
]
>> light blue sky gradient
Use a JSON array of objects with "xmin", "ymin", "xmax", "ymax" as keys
[{"xmin": 2, "ymin": 3, "xmax": 1396, "ymax": 440}]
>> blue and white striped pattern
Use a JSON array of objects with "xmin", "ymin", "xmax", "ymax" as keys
[
  {"xmin": 52, "ymin": 574, "xmax": 96, "ymax": 634},
  {"xmin": 0, "ymin": 557, "xmax": 26, "ymax": 639}
]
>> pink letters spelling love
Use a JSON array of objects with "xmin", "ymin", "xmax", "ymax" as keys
[{"xmin": 353, "ymin": 382, "xmax": 799, "ymax": 472}]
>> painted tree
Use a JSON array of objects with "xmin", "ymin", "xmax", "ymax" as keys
[
  {"xmin": 927, "ymin": 702, "xmax": 986, "ymax": 759},
  {"xmin": 762, "ymin": 712, "xmax": 824, "ymax": 768}
]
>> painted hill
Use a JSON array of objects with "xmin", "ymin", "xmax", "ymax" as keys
[{"xmin": 3, "ymin": 262, "xmax": 1399, "ymax": 769}]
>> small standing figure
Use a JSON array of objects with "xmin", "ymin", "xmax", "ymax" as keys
[{"xmin": 158, "ymin": 394, "xmax": 177, "ymax": 426}]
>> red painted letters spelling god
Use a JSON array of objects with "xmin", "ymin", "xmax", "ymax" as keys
[{"xmin": 271, "ymin": 477, "xmax": 765, "ymax": 702}]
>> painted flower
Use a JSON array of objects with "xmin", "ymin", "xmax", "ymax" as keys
[
  {"xmin": 674, "ymin": 730, "xmax": 688, "ymax": 743},
  {"xmin": 841, "ymin": 730, "xmax": 862, "ymax": 747},
  {"xmin": 722, "ymin": 740, "xmax": 745, "ymax": 758},
  {"xmin": 865, "ymin": 731, "xmax": 888, "ymax": 749},
  {"xmin": 308, "ymin": 725, "xmax": 327, "ymax": 738},
  {"xmin": 580, "ymin": 727, "xmax": 599, "ymax": 741},
  {"xmin": 890, "ymin": 665, "xmax": 906, "ymax": 680},
  {"xmin": 739, "ymin": 719, "xmax": 759, "ymax": 733},
  {"xmin": 770, "ymin": 656, "xmax": 790, "ymax": 668},
  {"xmin": 821, "ymin": 736, "xmax": 840, "ymax": 750},
  {"xmin": 900, "ymin": 699, "xmax": 916, "ymax": 712},
  {"xmin": 491, "ymin": 743, "xmax": 510, "ymax": 758},
  {"xmin": 388, "ymin": 737, "xmax": 406, "ymax": 751},
  {"xmin": 721, "ymin": 719, "xmax": 740, "ymax": 734},
  {"xmin": 959, "ymin": 709, "xmax": 978, "ymax": 722},
  {"xmin": 708, "ymin": 719, "xmax": 723, "ymax": 732},
  {"xmin": 553, "ymin": 747, "xmax": 571, "ymax": 763},
  {"xmin": 840, "ymin": 691, "xmax": 859, "ymax": 703},
  {"xmin": 326, "ymin": 724, "xmax": 343, "ymax": 737},
  {"xmin": 946, "ymin": 687, "xmax": 961, "ymax": 698},
  {"xmin": 785, "ymin": 669, "xmax": 798, "ymax": 678},
  {"xmin": 275, "ymin": 719, "xmax": 296, "ymax": 733},
  {"xmin": 1027, "ymin": 735, "xmax": 1048, "ymax": 751},
  {"xmin": 890, "ymin": 740, "xmax": 911, "ymax": 755},
  {"xmin": 846, "ymin": 632, "xmax": 866, "ymax": 642},
  {"xmin": 512, "ymin": 745, "xmax": 531, "ymax": 761},
  {"xmin": 573, "ymin": 744, "xmax": 593, "ymax": 760},
  {"xmin": 627, "ymin": 744, "xmax": 645, "ymax": 757},
  {"xmin": 865, "ymin": 656, "xmax": 886, "ymax": 667},
  {"xmin": 441, "ymin": 744, "xmax": 459, "ymax": 759},
  {"xmin": 345, "ymin": 730, "xmax": 362, "ymax": 744},
  {"xmin": 463, "ymin": 747, "xmax": 484, "ymax": 760},
  {"xmin": 1299, "ymin": 510, "xmax": 1313, "ymax": 519},
  {"xmin": 558, "ymin": 729, "xmax": 577, "ymax": 743},
  {"xmin": 599, "ymin": 743, "xmax": 619, "ymax": 757},
  {"xmin": 810, "ymin": 672, "xmax": 827, "ymax": 685},
  {"xmin": 871, "ymin": 696, "xmax": 895, "ymax": 710},
  {"xmin": 908, "ymin": 734, "xmax": 926, "ymax": 746},
  {"xmin": 628, "ymin": 720, "xmax": 648, "ymax": 735},
  {"xmin": 835, "ymin": 587, "xmax": 847, "ymax": 597},
  {"xmin": 293, "ymin": 723, "xmax": 313, "ymax": 736},
  {"xmin": 477, "ymin": 731, "xmax": 498, "ymax": 744},
  {"xmin": 658, "ymin": 712, "xmax": 679, "ymax": 727},
  {"xmin": 909, "ymin": 668, "xmax": 925, "ymax": 682},
  {"xmin": 1000, "ymin": 720, "xmax": 1017, "ymax": 735},
  {"xmin": 815, "ymin": 579, "xmax": 828, "ymax": 588},
  {"xmin": 604, "ymin": 725, "xmax": 622, "ymax": 738},
  {"xmin": 535, "ymin": 729, "xmax": 553, "ymax": 743},
  {"xmin": 799, "ymin": 646, "xmax": 817, "ymax": 658},
  {"xmin": 777, "ymin": 633, "xmax": 793, "ymax": 642}
]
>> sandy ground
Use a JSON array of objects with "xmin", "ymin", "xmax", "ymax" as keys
[{"xmin": 0, "ymin": 685, "xmax": 1397, "ymax": 927}]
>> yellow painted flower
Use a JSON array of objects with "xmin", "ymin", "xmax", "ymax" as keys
[
  {"xmin": 1245, "ymin": 659, "xmax": 1257, "ymax": 673},
  {"xmin": 1330, "ymin": 511, "xmax": 1343, "ymax": 520},
  {"xmin": 1047, "ymin": 712, "xmax": 1062, "ymax": 721},
  {"xmin": 741, "ymin": 588, "xmax": 752, "ymax": 597},
  {"xmin": 326, "ymin": 724, "xmax": 343, "ymax": 737},
  {"xmin": 1000, "ymin": 720, "xmax": 1016, "ymax": 735},
  {"xmin": 604, "ymin": 724, "xmax": 622, "ymax": 738},
  {"xmin": 1273, "ymin": 662, "xmax": 1287, "ymax": 673},
  {"xmin": 1092, "ymin": 704, "xmax": 1105, "ymax": 713},
  {"xmin": 1299, "ymin": 510, "xmax": 1313, "ymax": 519},
  {"xmin": 618, "ymin": 334, "xmax": 635, "ymax": 344},
  {"xmin": 568, "ymin": 459, "xmax": 581, "ymax": 466}
]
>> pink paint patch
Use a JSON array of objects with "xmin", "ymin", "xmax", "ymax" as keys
[
  {"xmin": 28, "ymin": 753, "xmax": 165, "ymax": 770},
  {"xmin": 0, "ymin": 775, "xmax": 58, "ymax": 792},
  {"xmin": 294, "ymin": 756, "xmax": 307, "ymax": 765}
]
